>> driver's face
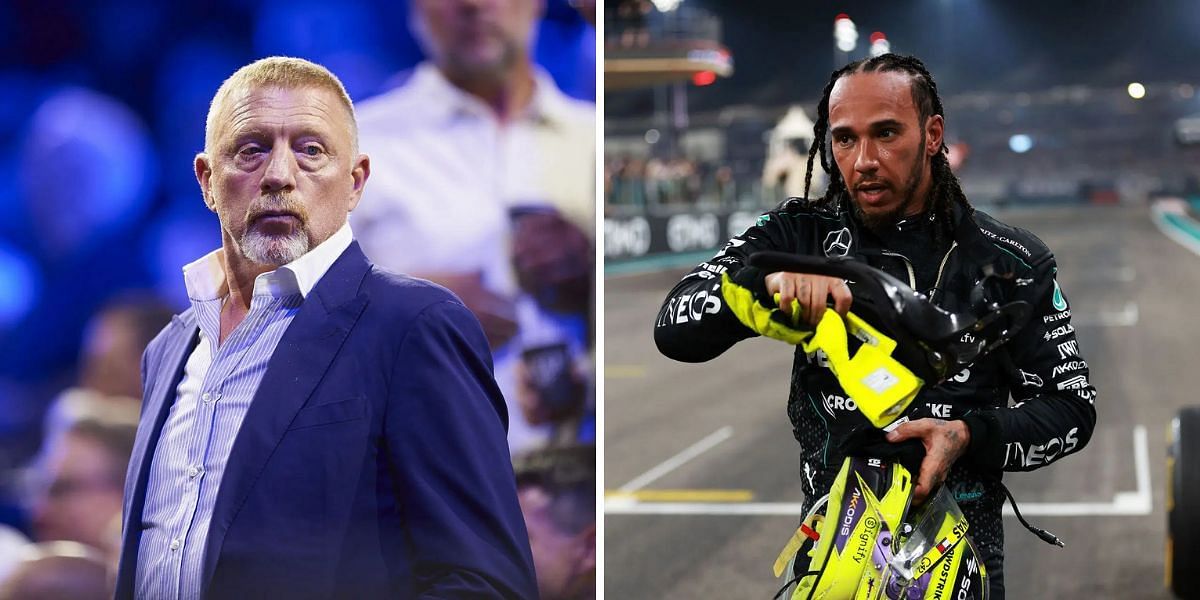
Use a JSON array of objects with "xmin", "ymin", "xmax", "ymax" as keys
[{"xmin": 828, "ymin": 71, "xmax": 942, "ymax": 229}]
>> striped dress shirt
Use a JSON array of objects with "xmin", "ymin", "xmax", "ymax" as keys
[{"xmin": 135, "ymin": 224, "xmax": 352, "ymax": 599}]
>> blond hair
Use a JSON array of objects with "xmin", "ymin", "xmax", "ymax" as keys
[{"xmin": 204, "ymin": 56, "xmax": 357, "ymax": 154}]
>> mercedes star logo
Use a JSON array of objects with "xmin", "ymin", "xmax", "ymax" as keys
[{"xmin": 823, "ymin": 227, "xmax": 852, "ymax": 257}]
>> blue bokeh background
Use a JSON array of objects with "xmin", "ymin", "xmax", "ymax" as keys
[{"xmin": 0, "ymin": 0, "xmax": 594, "ymax": 462}]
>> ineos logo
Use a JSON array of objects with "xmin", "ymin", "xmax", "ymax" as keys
[{"xmin": 823, "ymin": 227, "xmax": 852, "ymax": 257}]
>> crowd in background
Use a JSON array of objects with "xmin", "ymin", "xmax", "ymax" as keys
[
  {"xmin": 605, "ymin": 79, "xmax": 1200, "ymax": 220},
  {"xmin": 605, "ymin": 156, "xmax": 738, "ymax": 210}
]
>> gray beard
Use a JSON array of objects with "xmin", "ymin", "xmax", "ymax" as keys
[{"xmin": 241, "ymin": 229, "xmax": 310, "ymax": 266}]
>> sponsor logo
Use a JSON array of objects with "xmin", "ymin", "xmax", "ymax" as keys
[
  {"xmin": 1056, "ymin": 374, "xmax": 1090, "ymax": 390},
  {"xmin": 1057, "ymin": 340, "xmax": 1079, "ymax": 359},
  {"xmin": 839, "ymin": 488, "xmax": 862, "ymax": 538},
  {"xmin": 821, "ymin": 392, "xmax": 858, "ymax": 417},
  {"xmin": 960, "ymin": 332, "xmax": 977, "ymax": 344},
  {"xmin": 681, "ymin": 262, "xmax": 728, "ymax": 281},
  {"xmin": 711, "ymin": 237, "xmax": 746, "ymax": 259},
  {"xmin": 953, "ymin": 481, "xmax": 985, "ymax": 503},
  {"xmin": 1052, "ymin": 280, "xmax": 1068, "ymax": 311},
  {"xmin": 959, "ymin": 556, "xmax": 978, "ymax": 597},
  {"xmin": 1005, "ymin": 427, "xmax": 1080, "ymax": 467},
  {"xmin": 657, "ymin": 288, "xmax": 723, "ymax": 326},
  {"xmin": 807, "ymin": 349, "xmax": 831, "ymax": 368},
  {"xmin": 823, "ymin": 227, "xmax": 853, "ymax": 257},
  {"xmin": 867, "ymin": 458, "xmax": 882, "ymax": 468},
  {"xmin": 1044, "ymin": 309, "xmax": 1072, "ymax": 323},
  {"xmin": 1015, "ymin": 277, "xmax": 1035, "ymax": 287},
  {"xmin": 604, "ymin": 217, "xmax": 651, "ymax": 258},
  {"xmin": 1044, "ymin": 323, "xmax": 1075, "ymax": 341},
  {"xmin": 934, "ymin": 546, "xmax": 956, "ymax": 596},
  {"xmin": 666, "ymin": 214, "xmax": 720, "ymax": 253},
  {"xmin": 1077, "ymin": 389, "xmax": 1098, "ymax": 403},
  {"xmin": 931, "ymin": 403, "xmax": 952, "ymax": 418},
  {"xmin": 756, "ymin": 214, "xmax": 771, "ymax": 227},
  {"xmin": 1051, "ymin": 360, "xmax": 1088, "ymax": 377},
  {"xmin": 918, "ymin": 555, "xmax": 933, "ymax": 575},
  {"xmin": 951, "ymin": 368, "xmax": 971, "ymax": 383},
  {"xmin": 1019, "ymin": 370, "xmax": 1044, "ymax": 388},
  {"xmin": 979, "ymin": 227, "xmax": 1032, "ymax": 258},
  {"xmin": 853, "ymin": 516, "xmax": 877, "ymax": 563}
]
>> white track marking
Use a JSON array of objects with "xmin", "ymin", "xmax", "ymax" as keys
[
  {"xmin": 617, "ymin": 427, "xmax": 734, "ymax": 493},
  {"xmin": 607, "ymin": 427, "xmax": 1152, "ymax": 517}
]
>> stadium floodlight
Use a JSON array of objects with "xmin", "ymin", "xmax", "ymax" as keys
[
  {"xmin": 835, "ymin": 13, "xmax": 858, "ymax": 53},
  {"xmin": 869, "ymin": 32, "xmax": 890, "ymax": 57},
  {"xmin": 1008, "ymin": 134, "xmax": 1033, "ymax": 154},
  {"xmin": 645, "ymin": 129, "xmax": 661, "ymax": 144},
  {"xmin": 1127, "ymin": 82, "xmax": 1146, "ymax": 100},
  {"xmin": 651, "ymin": 0, "xmax": 683, "ymax": 12}
]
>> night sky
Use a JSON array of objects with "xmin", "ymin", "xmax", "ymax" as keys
[{"xmin": 608, "ymin": 0, "xmax": 1200, "ymax": 114}]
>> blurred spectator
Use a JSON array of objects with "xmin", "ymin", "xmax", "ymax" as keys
[
  {"xmin": 74, "ymin": 296, "xmax": 175, "ymax": 402},
  {"xmin": 41, "ymin": 296, "xmax": 172, "ymax": 452},
  {"xmin": 0, "ymin": 525, "xmax": 31, "ymax": 584},
  {"xmin": 514, "ymin": 445, "xmax": 596, "ymax": 600},
  {"xmin": 615, "ymin": 0, "xmax": 651, "ymax": 48},
  {"xmin": 351, "ymin": 0, "xmax": 595, "ymax": 454},
  {"xmin": 24, "ymin": 413, "xmax": 138, "ymax": 566},
  {"xmin": 0, "ymin": 541, "xmax": 111, "ymax": 600},
  {"xmin": 606, "ymin": 154, "xmax": 745, "ymax": 208}
]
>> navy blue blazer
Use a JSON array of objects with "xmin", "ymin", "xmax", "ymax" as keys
[{"xmin": 116, "ymin": 243, "xmax": 538, "ymax": 599}]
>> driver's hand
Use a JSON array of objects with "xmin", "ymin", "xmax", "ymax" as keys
[
  {"xmin": 765, "ymin": 272, "xmax": 852, "ymax": 327},
  {"xmin": 886, "ymin": 418, "xmax": 972, "ymax": 505}
]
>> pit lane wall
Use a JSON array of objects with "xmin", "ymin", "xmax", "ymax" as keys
[{"xmin": 605, "ymin": 208, "xmax": 760, "ymax": 263}]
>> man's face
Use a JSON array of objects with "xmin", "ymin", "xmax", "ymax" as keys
[
  {"xmin": 197, "ymin": 86, "xmax": 368, "ymax": 267},
  {"xmin": 518, "ymin": 485, "xmax": 594, "ymax": 600},
  {"xmin": 29, "ymin": 432, "xmax": 124, "ymax": 552},
  {"xmin": 413, "ymin": 0, "xmax": 541, "ymax": 81},
  {"xmin": 828, "ymin": 71, "xmax": 943, "ymax": 231}
]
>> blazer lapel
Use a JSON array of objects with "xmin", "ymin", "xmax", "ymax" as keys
[
  {"xmin": 199, "ymin": 243, "xmax": 372, "ymax": 591},
  {"xmin": 115, "ymin": 311, "xmax": 199, "ymax": 599}
]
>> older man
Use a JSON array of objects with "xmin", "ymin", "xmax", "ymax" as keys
[
  {"xmin": 351, "ymin": 0, "xmax": 596, "ymax": 454},
  {"xmin": 115, "ymin": 57, "xmax": 536, "ymax": 599}
]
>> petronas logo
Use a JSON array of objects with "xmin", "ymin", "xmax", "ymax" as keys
[{"xmin": 1052, "ymin": 280, "xmax": 1067, "ymax": 311}]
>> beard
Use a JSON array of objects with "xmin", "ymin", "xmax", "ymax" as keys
[
  {"xmin": 853, "ymin": 131, "xmax": 928, "ymax": 233},
  {"xmin": 239, "ymin": 192, "xmax": 311, "ymax": 266}
]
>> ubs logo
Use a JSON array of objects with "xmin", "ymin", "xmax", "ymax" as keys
[{"xmin": 823, "ymin": 227, "xmax": 852, "ymax": 257}]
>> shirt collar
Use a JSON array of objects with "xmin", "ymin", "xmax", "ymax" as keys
[
  {"xmin": 412, "ymin": 61, "xmax": 573, "ymax": 129},
  {"xmin": 181, "ymin": 222, "xmax": 354, "ymax": 302}
]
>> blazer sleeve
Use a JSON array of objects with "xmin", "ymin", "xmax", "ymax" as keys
[{"xmin": 385, "ymin": 299, "xmax": 538, "ymax": 599}]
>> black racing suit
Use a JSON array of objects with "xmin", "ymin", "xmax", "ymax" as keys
[{"xmin": 654, "ymin": 199, "xmax": 1097, "ymax": 596}]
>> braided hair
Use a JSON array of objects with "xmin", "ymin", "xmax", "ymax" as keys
[{"xmin": 802, "ymin": 54, "xmax": 972, "ymax": 242}]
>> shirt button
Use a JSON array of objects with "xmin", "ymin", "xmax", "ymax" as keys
[
  {"xmin": 187, "ymin": 466, "xmax": 202, "ymax": 478},
  {"xmin": 201, "ymin": 393, "xmax": 211, "ymax": 402},
  {"xmin": 170, "ymin": 539, "xmax": 181, "ymax": 551}
]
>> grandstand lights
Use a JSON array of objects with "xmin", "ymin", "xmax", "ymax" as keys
[
  {"xmin": 645, "ymin": 129, "xmax": 661, "ymax": 144},
  {"xmin": 834, "ymin": 14, "xmax": 858, "ymax": 53},
  {"xmin": 692, "ymin": 71, "xmax": 717, "ymax": 86},
  {"xmin": 651, "ymin": 0, "xmax": 682, "ymax": 11},
  {"xmin": 1127, "ymin": 82, "xmax": 1146, "ymax": 99},
  {"xmin": 1008, "ymin": 134, "xmax": 1033, "ymax": 154},
  {"xmin": 869, "ymin": 32, "xmax": 890, "ymax": 57}
]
